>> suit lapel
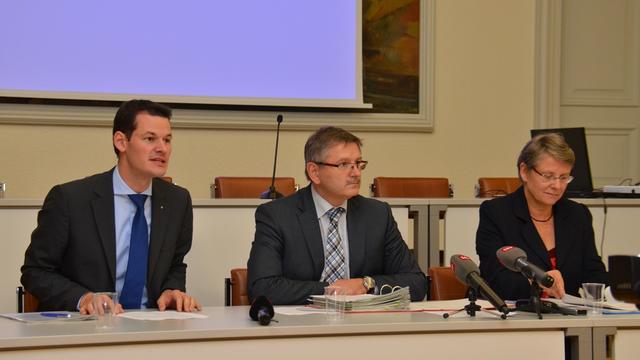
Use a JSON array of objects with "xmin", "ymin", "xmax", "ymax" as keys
[
  {"xmin": 91, "ymin": 170, "xmax": 117, "ymax": 283},
  {"xmin": 346, "ymin": 196, "xmax": 366, "ymax": 276},
  {"xmin": 513, "ymin": 188, "xmax": 552, "ymax": 269},
  {"xmin": 148, "ymin": 178, "xmax": 169, "ymax": 278},
  {"xmin": 297, "ymin": 187, "xmax": 325, "ymax": 279},
  {"xmin": 553, "ymin": 200, "xmax": 573, "ymax": 269}
]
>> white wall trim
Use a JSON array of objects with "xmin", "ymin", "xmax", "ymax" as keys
[{"xmin": 534, "ymin": 0, "xmax": 563, "ymax": 129}]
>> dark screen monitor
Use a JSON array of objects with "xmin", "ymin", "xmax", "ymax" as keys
[
  {"xmin": 530, "ymin": 127, "xmax": 596, "ymax": 198},
  {"xmin": 608, "ymin": 255, "xmax": 640, "ymax": 305}
]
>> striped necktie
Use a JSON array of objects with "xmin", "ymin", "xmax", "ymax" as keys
[{"xmin": 321, "ymin": 207, "xmax": 346, "ymax": 284}]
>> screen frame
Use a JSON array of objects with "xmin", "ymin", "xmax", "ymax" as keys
[{"xmin": 0, "ymin": 0, "xmax": 435, "ymax": 132}]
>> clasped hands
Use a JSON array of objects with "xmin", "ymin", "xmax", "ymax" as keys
[
  {"xmin": 326, "ymin": 278, "xmax": 367, "ymax": 295},
  {"xmin": 79, "ymin": 289, "xmax": 201, "ymax": 315}
]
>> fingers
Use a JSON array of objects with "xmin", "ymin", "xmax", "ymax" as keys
[
  {"xmin": 544, "ymin": 270, "xmax": 566, "ymax": 298},
  {"xmin": 156, "ymin": 290, "xmax": 201, "ymax": 312},
  {"xmin": 79, "ymin": 292, "xmax": 94, "ymax": 315},
  {"xmin": 174, "ymin": 292, "xmax": 184, "ymax": 312}
]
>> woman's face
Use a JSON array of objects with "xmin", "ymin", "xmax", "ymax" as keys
[{"xmin": 520, "ymin": 153, "xmax": 573, "ymax": 208}]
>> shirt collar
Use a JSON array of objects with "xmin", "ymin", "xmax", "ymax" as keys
[
  {"xmin": 113, "ymin": 166, "xmax": 152, "ymax": 196},
  {"xmin": 311, "ymin": 185, "xmax": 347, "ymax": 219}
]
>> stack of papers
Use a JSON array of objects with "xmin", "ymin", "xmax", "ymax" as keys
[
  {"xmin": 0, "ymin": 312, "xmax": 94, "ymax": 323},
  {"xmin": 308, "ymin": 287, "xmax": 411, "ymax": 311},
  {"xmin": 555, "ymin": 294, "xmax": 639, "ymax": 312}
]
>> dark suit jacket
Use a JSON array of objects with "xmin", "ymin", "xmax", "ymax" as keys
[
  {"xmin": 247, "ymin": 185, "xmax": 427, "ymax": 305},
  {"xmin": 21, "ymin": 169, "xmax": 193, "ymax": 311},
  {"xmin": 476, "ymin": 187, "xmax": 608, "ymax": 300}
]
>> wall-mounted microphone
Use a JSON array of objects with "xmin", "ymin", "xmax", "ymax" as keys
[
  {"xmin": 496, "ymin": 246, "xmax": 554, "ymax": 288},
  {"xmin": 249, "ymin": 296, "xmax": 275, "ymax": 325},
  {"xmin": 450, "ymin": 254, "xmax": 509, "ymax": 315},
  {"xmin": 260, "ymin": 114, "xmax": 284, "ymax": 199}
]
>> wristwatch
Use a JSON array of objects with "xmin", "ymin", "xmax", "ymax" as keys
[{"xmin": 363, "ymin": 276, "xmax": 376, "ymax": 294}]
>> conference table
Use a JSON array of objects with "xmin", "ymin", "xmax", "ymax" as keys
[
  {"xmin": 0, "ymin": 305, "xmax": 637, "ymax": 360},
  {"xmin": 1, "ymin": 197, "xmax": 639, "ymax": 312}
]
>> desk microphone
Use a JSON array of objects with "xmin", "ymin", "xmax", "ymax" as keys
[
  {"xmin": 496, "ymin": 246, "xmax": 554, "ymax": 288},
  {"xmin": 450, "ymin": 254, "xmax": 509, "ymax": 315},
  {"xmin": 249, "ymin": 296, "xmax": 274, "ymax": 326},
  {"xmin": 260, "ymin": 114, "xmax": 284, "ymax": 200}
]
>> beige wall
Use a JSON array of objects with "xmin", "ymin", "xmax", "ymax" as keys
[{"xmin": 0, "ymin": 0, "xmax": 536, "ymax": 200}]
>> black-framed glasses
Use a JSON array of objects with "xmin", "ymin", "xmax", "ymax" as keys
[
  {"xmin": 531, "ymin": 167, "xmax": 574, "ymax": 184},
  {"xmin": 314, "ymin": 160, "xmax": 368, "ymax": 171}
]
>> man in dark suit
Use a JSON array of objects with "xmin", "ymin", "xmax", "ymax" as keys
[
  {"xmin": 21, "ymin": 100, "xmax": 200, "ymax": 313},
  {"xmin": 248, "ymin": 126, "xmax": 427, "ymax": 305}
]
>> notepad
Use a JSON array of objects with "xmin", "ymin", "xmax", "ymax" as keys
[{"xmin": 0, "ymin": 312, "xmax": 94, "ymax": 323}]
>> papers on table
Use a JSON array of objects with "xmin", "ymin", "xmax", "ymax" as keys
[
  {"xmin": 0, "ymin": 312, "xmax": 94, "ymax": 323},
  {"xmin": 308, "ymin": 286, "xmax": 411, "ymax": 312},
  {"xmin": 117, "ymin": 310, "xmax": 208, "ymax": 321},
  {"xmin": 275, "ymin": 296, "xmax": 507, "ymax": 318},
  {"xmin": 0, "ymin": 310, "xmax": 208, "ymax": 323},
  {"xmin": 551, "ymin": 293, "xmax": 639, "ymax": 312}
]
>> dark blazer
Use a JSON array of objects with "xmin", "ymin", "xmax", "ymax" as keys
[
  {"xmin": 21, "ymin": 169, "xmax": 193, "ymax": 311},
  {"xmin": 476, "ymin": 187, "xmax": 608, "ymax": 300},
  {"xmin": 247, "ymin": 185, "xmax": 427, "ymax": 305}
]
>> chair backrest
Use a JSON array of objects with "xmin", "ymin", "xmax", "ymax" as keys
[
  {"xmin": 213, "ymin": 177, "xmax": 297, "ymax": 198},
  {"xmin": 229, "ymin": 268, "xmax": 250, "ymax": 306},
  {"xmin": 16, "ymin": 286, "xmax": 39, "ymax": 312},
  {"xmin": 428, "ymin": 267, "xmax": 468, "ymax": 300},
  {"xmin": 476, "ymin": 177, "xmax": 521, "ymax": 198},
  {"xmin": 372, "ymin": 177, "xmax": 452, "ymax": 198}
]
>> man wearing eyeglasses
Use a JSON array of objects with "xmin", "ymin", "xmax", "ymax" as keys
[{"xmin": 247, "ymin": 126, "xmax": 427, "ymax": 305}]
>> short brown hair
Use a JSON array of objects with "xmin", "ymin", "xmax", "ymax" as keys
[
  {"xmin": 112, "ymin": 99, "xmax": 172, "ymax": 156},
  {"xmin": 517, "ymin": 132, "xmax": 575, "ymax": 172},
  {"xmin": 304, "ymin": 126, "xmax": 362, "ymax": 180}
]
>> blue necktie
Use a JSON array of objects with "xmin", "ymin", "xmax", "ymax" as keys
[
  {"xmin": 321, "ymin": 207, "xmax": 346, "ymax": 284},
  {"xmin": 120, "ymin": 194, "xmax": 149, "ymax": 309}
]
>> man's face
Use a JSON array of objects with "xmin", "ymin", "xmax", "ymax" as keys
[
  {"xmin": 307, "ymin": 142, "xmax": 362, "ymax": 206},
  {"xmin": 114, "ymin": 112, "xmax": 172, "ymax": 183}
]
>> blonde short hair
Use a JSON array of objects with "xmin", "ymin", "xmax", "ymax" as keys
[{"xmin": 517, "ymin": 133, "xmax": 575, "ymax": 171}]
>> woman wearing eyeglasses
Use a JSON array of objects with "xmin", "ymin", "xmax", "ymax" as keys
[{"xmin": 476, "ymin": 133, "xmax": 608, "ymax": 301}]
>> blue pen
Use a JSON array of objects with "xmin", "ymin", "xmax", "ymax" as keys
[{"xmin": 40, "ymin": 312, "xmax": 72, "ymax": 318}]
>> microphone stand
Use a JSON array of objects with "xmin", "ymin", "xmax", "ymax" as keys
[
  {"xmin": 443, "ymin": 288, "xmax": 507, "ymax": 320},
  {"xmin": 260, "ymin": 114, "xmax": 284, "ymax": 200},
  {"xmin": 515, "ymin": 282, "xmax": 569, "ymax": 319}
]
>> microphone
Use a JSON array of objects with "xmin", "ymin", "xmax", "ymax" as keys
[
  {"xmin": 249, "ymin": 296, "xmax": 274, "ymax": 326},
  {"xmin": 450, "ymin": 255, "xmax": 509, "ymax": 315},
  {"xmin": 260, "ymin": 114, "xmax": 284, "ymax": 200},
  {"xmin": 496, "ymin": 246, "xmax": 554, "ymax": 288}
]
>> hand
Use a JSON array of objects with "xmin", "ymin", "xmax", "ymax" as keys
[
  {"xmin": 329, "ymin": 278, "xmax": 367, "ymax": 295},
  {"xmin": 157, "ymin": 289, "xmax": 201, "ymax": 312},
  {"xmin": 542, "ymin": 270, "xmax": 565, "ymax": 299},
  {"xmin": 79, "ymin": 292, "xmax": 123, "ymax": 315}
]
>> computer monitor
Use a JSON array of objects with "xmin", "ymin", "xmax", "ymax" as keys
[
  {"xmin": 530, "ymin": 127, "xmax": 596, "ymax": 198},
  {"xmin": 608, "ymin": 255, "xmax": 640, "ymax": 305}
]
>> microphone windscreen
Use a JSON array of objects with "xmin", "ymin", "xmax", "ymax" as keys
[
  {"xmin": 249, "ymin": 296, "xmax": 274, "ymax": 321},
  {"xmin": 450, "ymin": 254, "xmax": 479, "ymax": 285},
  {"xmin": 496, "ymin": 246, "xmax": 527, "ymax": 271}
]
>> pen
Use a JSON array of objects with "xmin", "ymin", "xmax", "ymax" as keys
[{"xmin": 40, "ymin": 312, "xmax": 72, "ymax": 318}]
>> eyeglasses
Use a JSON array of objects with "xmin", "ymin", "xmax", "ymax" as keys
[
  {"xmin": 314, "ymin": 160, "xmax": 368, "ymax": 171},
  {"xmin": 531, "ymin": 167, "xmax": 574, "ymax": 184}
]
